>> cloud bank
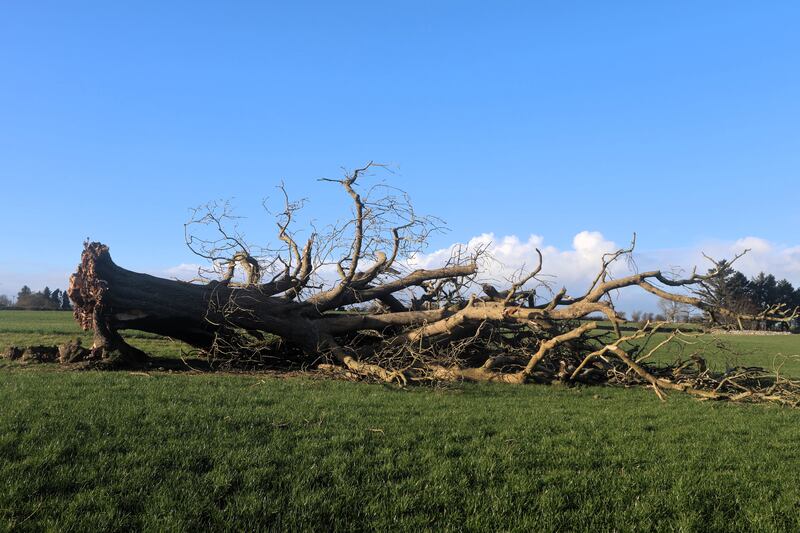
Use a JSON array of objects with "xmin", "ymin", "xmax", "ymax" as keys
[
  {"xmin": 3, "ymin": 234, "xmax": 798, "ymax": 314},
  {"xmin": 407, "ymin": 232, "xmax": 800, "ymax": 313}
]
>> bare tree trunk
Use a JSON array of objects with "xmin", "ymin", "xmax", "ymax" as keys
[{"xmin": 69, "ymin": 243, "xmax": 328, "ymax": 365}]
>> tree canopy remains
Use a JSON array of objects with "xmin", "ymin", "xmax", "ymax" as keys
[{"xmin": 67, "ymin": 164, "xmax": 800, "ymax": 404}]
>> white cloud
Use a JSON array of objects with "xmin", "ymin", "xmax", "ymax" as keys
[
  {"xmin": 734, "ymin": 237, "xmax": 772, "ymax": 254},
  {"xmin": 645, "ymin": 236, "xmax": 800, "ymax": 287},
  {"xmin": 161, "ymin": 263, "xmax": 204, "ymax": 280},
  {"xmin": 408, "ymin": 230, "xmax": 621, "ymax": 295},
  {"xmin": 407, "ymin": 232, "xmax": 800, "ymax": 313}
]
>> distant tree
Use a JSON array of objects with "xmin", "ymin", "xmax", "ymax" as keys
[
  {"xmin": 60, "ymin": 291, "xmax": 72, "ymax": 310},
  {"xmin": 0, "ymin": 295, "xmax": 10, "ymax": 307},
  {"xmin": 18, "ymin": 286, "xmax": 32, "ymax": 300},
  {"xmin": 658, "ymin": 298, "xmax": 692, "ymax": 323},
  {"xmin": 775, "ymin": 279, "xmax": 795, "ymax": 307},
  {"xmin": 696, "ymin": 261, "xmax": 765, "ymax": 328},
  {"xmin": 700, "ymin": 262, "xmax": 753, "ymax": 309},
  {"xmin": 630, "ymin": 310, "xmax": 642, "ymax": 323},
  {"xmin": 50, "ymin": 288, "xmax": 62, "ymax": 308},
  {"xmin": 726, "ymin": 272, "xmax": 752, "ymax": 302},
  {"xmin": 750, "ymin": 272, "xmax": 778, "ymax": 310},
  {"xmin": 15, "ymin": 286, "xmax": 63, "ymax": 310}
]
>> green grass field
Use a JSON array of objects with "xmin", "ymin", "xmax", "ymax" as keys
[
  {"xmin": 2, "ymin": 310, "xmax": 800, "ymax": 531},
  {"xmin": 0, "ymin": 310, "xmax": 188, "ymax": 360}
]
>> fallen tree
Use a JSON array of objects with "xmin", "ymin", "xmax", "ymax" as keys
[{"xmin": 66, "ymin": 164, "xmax": 800, "ymax": 404}]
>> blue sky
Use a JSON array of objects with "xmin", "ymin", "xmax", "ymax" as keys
[{"xmin": 2, "ymin": 1, "xmax": 800, "ymax": 305}]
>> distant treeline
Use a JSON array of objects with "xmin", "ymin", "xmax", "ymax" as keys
[
  {"xmin": 0, "ymin": 286, "xmax": 72, "ymax": 310},
  {"xmin": 700, "ymin": 265, "xmax": 800, "ymax": 328},
  {"xmin": 626, "ymin": 263, "xmax": 800, "ymax": 329}
]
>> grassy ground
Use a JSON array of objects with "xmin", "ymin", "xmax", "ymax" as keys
[
  {"xmin": 3, "ymin": 367, "xmax": 800, "ymax": 531},
  {"xmin": 2, "ymin": 310, "xmax": 800, "ymax": 530},
  {"xmin": 0, "ymin": 310, "xmax": 187, "ymax": 359},
  {"xmin": 597, "ymin": 328, "xmax": 800, "ymax": 378},
  {"xmin": 3, "ymin": 310, "xmax": 799, "ymax": 375}
]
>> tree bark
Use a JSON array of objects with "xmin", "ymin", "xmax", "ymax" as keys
[
  {"xmin": 68, "ymin": 242, "xmax": 324, "ymax": 364},
  {"xmin": 68, "ymin": 242, "xmax": 476, "ymax": 367}
]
